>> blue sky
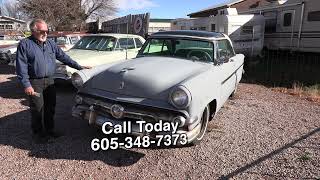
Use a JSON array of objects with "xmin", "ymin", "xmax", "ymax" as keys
[
  {"xmin": 117, "ymin": 0, "xmax": 226, "ymax": 19},
  {"xmin": 0, "ymin": 0, "xmax": 227, "ymax": 19}
]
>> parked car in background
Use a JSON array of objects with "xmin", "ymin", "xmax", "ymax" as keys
[
  {"xmin": 7, "ymin": 32, "xmax": 85, "ymax": 67},
  {"xmin": 0, "ymin": 34, "xmax": 22, "ymax": 65},
  {"xmin": 48, "ymin": 32, "xmax": 86, "ymax": 51},
  {"xmin": 0, "ymin": 43, "xmax": 18, "ymax": 64},
  {"xmin": 71, "ymin": 30, "xmax": 245, "ymax": 145},
  {"xmin": 54, "ymin": 33, "xmax": 145, "ymax": 80}
]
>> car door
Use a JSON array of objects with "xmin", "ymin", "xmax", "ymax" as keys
[{"xmin": 216, "ymin": 39, "xmax": 237, "ymax": 103}]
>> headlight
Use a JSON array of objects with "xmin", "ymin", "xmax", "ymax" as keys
[
  {"xmin": 71, "ymin": 73, "xmax": 84, "ymax": 89},
  {"xmin": 169, "ymin": 86, "xmax": 191, "ymax": 109}
]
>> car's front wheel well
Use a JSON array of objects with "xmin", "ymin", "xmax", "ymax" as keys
[{"xmin": 208, "ymin": 99, "xmax": 217, "ymax": 121}]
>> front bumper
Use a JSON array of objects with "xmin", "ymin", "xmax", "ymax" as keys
[{"xmin": 72, "ymin": 96, "xmax": 201, "ymax": 144}]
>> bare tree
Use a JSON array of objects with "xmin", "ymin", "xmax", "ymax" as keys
[
  {"xmin": 80, "ymin": 0, "xmax": 117, "ymax": 21},
  {"xmin": 2, "ymin": 1, "xmax": 25, "ymax": 19},
  {"xmin": 17, "ymin": 0, "xmax": 117, "ymax": 30}
]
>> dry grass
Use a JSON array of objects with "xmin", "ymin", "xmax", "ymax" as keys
[{"xmin": 272, "ymin": 83, "xmax": 320, "ymax": 103}]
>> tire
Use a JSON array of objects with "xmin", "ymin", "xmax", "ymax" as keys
[{"xmin": 191, "ymin": 105, "xmax": 210, "ymax": 145}]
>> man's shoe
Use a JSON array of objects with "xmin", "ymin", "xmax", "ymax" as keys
[
  {"xmin": 32, "ymin": 133, "xmax": 48, "ymax": 144},
  {"xmin": 47, "ymin": 131, "xmax": 63, "ymax": 138}
]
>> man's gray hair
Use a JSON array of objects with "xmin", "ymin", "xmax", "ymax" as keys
[{"xmin": 29, "ymin": 19, "xmax": 46, "ymax": 32}]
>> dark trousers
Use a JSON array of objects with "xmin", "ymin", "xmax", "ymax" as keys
[{"xmin": 28, "ymin": 77, "xmax": 56, "ymax": 134}]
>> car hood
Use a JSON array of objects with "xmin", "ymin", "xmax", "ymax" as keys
[
  {"xmin": 0, "ymin": 44, "xmax": 18, "ymax": 52},
  {"xmin": 88, "ymin": 57, "xmax": 210, "ymax": 100}
]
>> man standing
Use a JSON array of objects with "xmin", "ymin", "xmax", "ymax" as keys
[{"xmin": 16, "ymin": 19, "xmax": 90, "ymax": 143}]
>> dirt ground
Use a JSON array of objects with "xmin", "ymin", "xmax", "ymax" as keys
[{"xmin": 0, "ymin": 65, "xmax": 319, "ymax": 179}]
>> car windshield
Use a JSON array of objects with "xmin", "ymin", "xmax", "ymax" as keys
[
  {"xmin": 70, "ymin": 36, "xmax": 80, "ymax": 44},
  {"xmin": 138, "ymin": 38, "xmax": 214, "ymax": 62},
  {"xmin": 72, "ymin": 36, "xmax": 116, "ymax": 51}
]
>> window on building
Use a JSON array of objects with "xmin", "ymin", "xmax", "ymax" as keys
[
  {"xmin": 0, "ymin": 25, "xmax": 4, "ymax": 30},
  {"xmin": 241, "ymin": 26, "xmax": 253, "ymax": 34},
  {"xmin": 307, "ymin": 11, "xmax": 320, "ymax": 21},
  {"xmin": 199, "ymin": 27, "xmax": 206, "ymax": 31},
  {"xmin": 211, "ymin": 24, "xmax": 216, "ymax": 32},
  {"xmin": 5, "ymin": 25, "xmax": 13, "ymax": 29},
  {"xmin": 283, "ymin": 13, "xmax": 292, "ymax": 27}
]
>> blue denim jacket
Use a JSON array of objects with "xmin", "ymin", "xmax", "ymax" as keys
[{"xmin": 16, "ymin": 36, "xmax": 83, "ymax": 88}]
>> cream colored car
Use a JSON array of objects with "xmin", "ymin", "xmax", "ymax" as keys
[{"xmin": 54, "ymin": 33, "xmax": 145, "ymax": 80}]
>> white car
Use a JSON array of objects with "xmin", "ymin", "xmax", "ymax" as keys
[
  {"xmin": 0, "ymin": 41, "xmax": 18, "ymax": 65},
  {"xmin": 47, "ymin": 32, "xmax": 85, "ymax": 51},
  {"xmin": 54, "ymin": 33, "xmax": 145, "ymax": 80},
  {"xmin": 71, "ymin": 30, "xmax": 245, "ymax": 145}
]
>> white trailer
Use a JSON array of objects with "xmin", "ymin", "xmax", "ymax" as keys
[
  {"xmin": 171, "ymin": 8, "xmax": 265, "ymax": 57},
  {"xmin": 241, "ymin": 0, "xmax": 320, "ymax": 53}
]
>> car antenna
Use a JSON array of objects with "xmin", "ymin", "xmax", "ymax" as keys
[{"xmin": 125, "ymin": 17, "xmax": 129, "ymax": 60}]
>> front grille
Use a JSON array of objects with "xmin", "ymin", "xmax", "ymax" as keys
[{"xmin": 82, "ymin": 96, "xmax": 185, "ymax": 123}]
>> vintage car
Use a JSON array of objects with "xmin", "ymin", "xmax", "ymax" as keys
[
  {"xmin": 71, "ymin": 30, "xmax": 244, "ymax": 145},
  {"xmin": 0, "ymin": 34, "xmax": 22, "ymax": 64},
  {"xmin": 8, "ymin": 32, "xmax": 86, "ymax": 67},
  {"xmin": 47, "ymin": 32, "xmax": 85, "ymax": 51},
  {"xmin": 54, "ymin": 33, "xmax": 145, "ymax": 80},
  {"xmin": 0, "ymin": 43, "xmax": 18, "ymax": 64}
]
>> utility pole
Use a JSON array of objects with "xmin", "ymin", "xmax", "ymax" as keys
[{"xmin": 0, "ymin": 0, "xmax": 3, "ymax": 16}]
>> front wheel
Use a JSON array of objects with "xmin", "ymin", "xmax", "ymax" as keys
[{"xmin": 191, "ymin": 105, "xmax": 210, "ymax": 145}]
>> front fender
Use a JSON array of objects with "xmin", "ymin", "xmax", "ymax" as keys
[{"xmin": 180, "ymin": 67, "xmax": 221, "ymax": 125}]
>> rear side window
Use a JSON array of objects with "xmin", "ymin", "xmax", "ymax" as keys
[
  {"xmin": 135, "ymin": 38, "xmax": 143, "ymax": 48},
  {"xmin": 118, "ymin": 38, "xmax": 135, "ymax": 49}
]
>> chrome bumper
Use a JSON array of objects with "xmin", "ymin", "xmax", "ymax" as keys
[{"xmin": 72, "ymin": 105, "xmax": 200, "ymax": 144}]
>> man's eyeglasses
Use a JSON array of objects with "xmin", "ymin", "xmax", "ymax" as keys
[{"xmin": 34, "ymin": 30, "xmax": 49, "ymax": 35}]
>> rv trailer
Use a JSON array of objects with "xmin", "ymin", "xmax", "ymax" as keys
[
  {"xmin": 240, "ymin": 0, "xmax": 320, "ymax": 53},
  {"xmin": 172, "ymin": 8, "xmax": 265, "ymax": 57}
]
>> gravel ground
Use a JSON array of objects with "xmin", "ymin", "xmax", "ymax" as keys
[{"xmin": 0, "ymin": 64, "xmax": 319, "ymax": 180}]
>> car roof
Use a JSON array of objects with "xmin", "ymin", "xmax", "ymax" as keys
[
  {"xmin": 83, "ymin": 33, "xmax": 144, "ymax": 39},
  {"xmin": 150, "ymin": 30, "xmax": 226, "ymax": 40}
]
